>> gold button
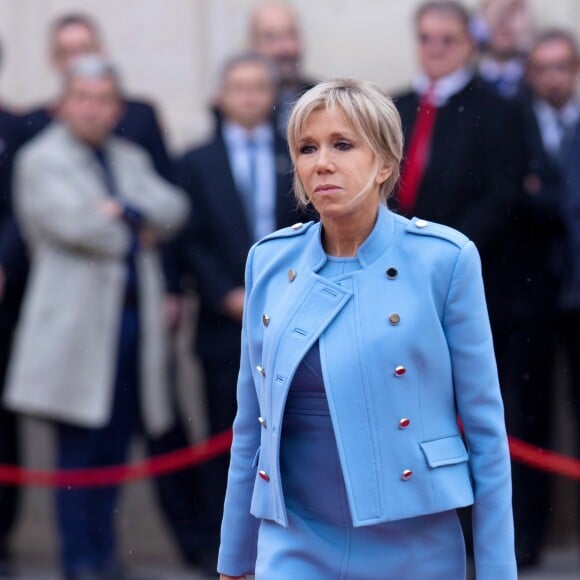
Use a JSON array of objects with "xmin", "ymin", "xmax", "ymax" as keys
[
  {"xmin": 258, "ymin": 416, "xmax": 267, "ymax": 428},
  {"xmin": 259, "ymin": 470, "xmax": 270, "ymax": 482},
  {"xmin": 262, "ymin": 314, "xmax": 270, "ymax": 327},
  {"xmin": 256, "ymin": 365, "xmax": 266, "ymax": 377},
  {"xmin": 415, "ymin": 219, "xmax": 428, "ymax": 228},
  {"xmin": 402, "ymin": 469, "xmax": 413, "ymax": 481},
  {"xmin": 389, "ymin": 313, "xmax": 400, "ymax": 325},
  {"xmin": 394, "ymin": 365, "xmax": 406, "ymax": 377},
  {"xmin": 399, "ymin": 418, "xmax": 411, "ymax": 429},
  {"xmin": 288, "ymin": 269, "xmax": 297, "ymax": 282},
  {"xmin": 386, "ymin": 267, "xmax": 398, "ymax": 280},
  {"xmin": 291, "ymin": 222, "xmax": 303, "ymax": 230}
]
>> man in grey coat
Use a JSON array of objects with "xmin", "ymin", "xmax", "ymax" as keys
[{"xmin": 4, "ymin": 56, "xmax": 188, "ymax": 580}]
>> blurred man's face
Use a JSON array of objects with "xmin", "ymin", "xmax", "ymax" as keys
[
  {"xmin": 528, "ymin": 39, "xmax": 579, "ymax": 110},
  {"xmin": 52, "ymin": 23, "xmax": 101, "ymax": 74},
  {"xmin": 219, "ymin": 61, "xmax": 276, "ymax": 129},
  {"xmin": 416, "ymin": 11, "xmax": 474, "ymax": 81},
  {"xmin": 60, "ymin": 76, "xmax": 121, "ymax": 146},
  {"xmin": 251, "ymin": 5, "xmax": 302, "ymax": 84}
]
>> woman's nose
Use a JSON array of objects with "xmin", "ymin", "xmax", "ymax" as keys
[{"xmin": 315, "ymin": 147, "xmax": 335, "ymax": 173}]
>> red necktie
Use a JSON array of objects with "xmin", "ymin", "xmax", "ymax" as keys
[{"xmin": 398, "ymin": 88, "xmax": 437, "ymax": 216}]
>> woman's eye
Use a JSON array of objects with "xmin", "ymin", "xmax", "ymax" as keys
[
  {"xmin": 299, "ymin": 144, "xmax": 316, "ymax": 154},
  {"xmin": 335, "ymin": 141, "xmax": 353, "ymax": 151}
]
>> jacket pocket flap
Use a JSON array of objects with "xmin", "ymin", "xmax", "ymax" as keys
[{"xmin": 420, "ymin": 435, "xmax": 468, "ymax": 468}]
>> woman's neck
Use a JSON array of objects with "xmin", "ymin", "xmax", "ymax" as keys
[{"xmin": 322, "ymin": 206, "xmax": 379, "ymax": 257}]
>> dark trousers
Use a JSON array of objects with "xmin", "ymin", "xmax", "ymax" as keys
[
  {"xmin": 0, "ymin": 324, "xmax": 19, "ymax": 559},
  {"xmin": 56, "ymin": 308, "xmax": 140, "ymax": 574},
  {"xmin": 145, "ymin": 382, "xmax": 211, "ymax": 564},
  {"xmin": 556, "ymin": 309, "xmax": 580, "ymax": 532},
  {"xmin": 494, "ymin": 317, "xmax": 555, "ymax": 562}
]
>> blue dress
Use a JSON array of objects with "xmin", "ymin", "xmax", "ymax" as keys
[{"xmin": 255, "ymin": 256, "xmax": 466, "ymax": 579}]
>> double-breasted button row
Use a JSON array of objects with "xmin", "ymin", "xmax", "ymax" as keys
[
  {"xmin": 385, "ymin": 261, "xmax": 413, "ymax": 484},
  {"xmin": 394, "ymin": 365, "xmax": 406, "ymax": 377}
]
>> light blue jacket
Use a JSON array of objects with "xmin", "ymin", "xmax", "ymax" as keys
[{"xmin": 218, "ymin": 205, "xmax": 516, "ymax": 578}]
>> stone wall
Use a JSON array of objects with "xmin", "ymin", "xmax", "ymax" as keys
[{"xmin": 0, "ymin": 0, "xmax": 578, "ymax": 150}]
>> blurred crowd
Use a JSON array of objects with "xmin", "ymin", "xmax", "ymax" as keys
[{"xmin": 0, "ymin": 0, "xmax": 579, "ymax": 578}]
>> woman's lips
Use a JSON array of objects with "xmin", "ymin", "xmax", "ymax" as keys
[{"xmin": 314, "ymin": 184, "xmax": 341, "ymax": 193}]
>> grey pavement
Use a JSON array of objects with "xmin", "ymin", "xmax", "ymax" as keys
[{"xmin": 7, "ymin": 548, "xmax": 580, "ymax": 579}]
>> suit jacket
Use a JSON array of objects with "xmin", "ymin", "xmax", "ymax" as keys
[
  {"xmin": 496, "ymin": 96, "xmax": 566, "ymax": 323},
  {"xmin": 394, "ymin": 76, "xmax": 518, "ymax": 256},
  {"xmin": 559, "ymin": 119, "xmax": 580, "ymax": 309},
  {"xmin": 4, "ymin": 123, "xmax": 188, "ymax": 433},
  {"xmin": 177, "ymin": 127, "xmax": 310, "ymax": 362},
  {"xmin": 394, "ymin": 76, "xmax": 522, "ymax": 330},
  {"xmin": 0, "ymin": 108, "xmax": 27, "ymax": 329},
  {"xmin": 218, "ymin": 206, "xmax": 516, "ymax": 579}
]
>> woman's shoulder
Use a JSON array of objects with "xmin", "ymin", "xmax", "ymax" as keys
[
  {"xmin": 254, "ymin": 220, "xmax": 318, "ymax": 252},
  {"xmin": 246, "ymin": 220, "xmax": 319, "ymax": 280},
  {"xmin": 400, "ymin": 216, "xmax": 470, "ymax": 250}
]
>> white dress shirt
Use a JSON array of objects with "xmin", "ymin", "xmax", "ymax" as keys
[
  {"xmin": 533, "ymin": 99, "xmax": 580, "ymax": 158},
  {"xmin": 222, "ymin": 121, "xmax": 276, "ymax": 241},
  {"xmin": 413, "ymin": 66, "xmax": 475, "ymax": 106}
]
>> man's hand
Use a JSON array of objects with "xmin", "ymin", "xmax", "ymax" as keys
[
  {"xmin": 523, "ymin": 173, "xmax": 542, "ymax": 196},
  {"xmin": 99, "ymin": 198, "xmax": 123, "ymax": 220},
  {"xmin": 221, "ymin": 287, "xmax": 245, "ymax": 323},
  {"xmin": 139, "ymin": 227, "xmax": 158, "ymax": 250},
  {"xmin": 165, "ymin": 293, "xmax": 183, "ymax": 332}
]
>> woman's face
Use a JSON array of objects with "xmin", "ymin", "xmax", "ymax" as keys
[{"xmin": 295, "ymin": 107, "xmax": 390, "ymax": 222}]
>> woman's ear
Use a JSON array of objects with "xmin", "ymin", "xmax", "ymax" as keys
[{"xmin": 375, "ymin": 163, "xmax": 393, "ymax": 185}]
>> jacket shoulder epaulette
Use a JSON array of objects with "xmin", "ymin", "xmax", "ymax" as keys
[
  {"xmin": 405, "ymin": 217, "xmax": 469, "ymax": 249},
  {"xmin": 256, "ymin": 221, "xmax": 316, "ymax": 246}
]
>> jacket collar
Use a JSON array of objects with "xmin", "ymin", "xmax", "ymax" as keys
[{"xmin": 306, "ymin": 204, "xmax": 396, "ymax": 271}]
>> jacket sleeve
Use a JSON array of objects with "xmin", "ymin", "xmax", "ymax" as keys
[
  {"xmin": 14, "ymin": 152, "xmax": 130, "ymax": 258},
  {"xmin": 217, "ymin": 243, "xmax": 261, "ymax": 576},
  {"xmin": 121, "ymin": 148, "xmax": 190, "ymax": 240},
  {"xmin": 442, "ymin": 241, "xmax": 517, "ymax": 579},
  {"xmin": 176, "ymin": 154, "xmax": 240, "ymax": 311}
]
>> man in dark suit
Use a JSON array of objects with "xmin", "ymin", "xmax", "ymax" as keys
[
  {"xmin": 0, "ymin": 93, "xmax": 26, "ymax": 579},
  {"xmin": 249, "ymin": 1, "xmax": 316, "ymax": 135},
  {"xmin": 0, "ymin": 38, "xmax": 27, "ymax": 575},
  {"xmin": 393, "ymin": 0, "xmax": 521, "ymax": 561},
  {"xmin": 16, "ymin": 13, "xmax": 201, "ymax": 570},
  {"xmin": 177, "ymin": 52, "xmax": 309, "ymax": 562},
  {"xmin": 504, "ymin": 29, "xmax": 580, "ymax": 569},
  {"xmin": 21, "ymin": 13, "xmax": 173, "ymax": 181},
  {"xmin": 393, "ymin": 1, "xmax": 517, "ymax": 258}
]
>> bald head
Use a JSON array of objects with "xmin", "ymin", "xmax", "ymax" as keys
[{"xmin": 250, "ymin": 1, "xmax": 303, "ymax": 85}]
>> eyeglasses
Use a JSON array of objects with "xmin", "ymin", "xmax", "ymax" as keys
[
  {"xmin": 530, "ymin": 61, "xmax": 577, "ymax": 75},
  {"xmin": 418, "ymin": 33, "xmax": 464, "ymax": 48}
]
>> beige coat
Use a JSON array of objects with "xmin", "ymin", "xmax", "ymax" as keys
[{"xmin": 4, "ymin": 123, "xmax": 189, "ymax": 435}]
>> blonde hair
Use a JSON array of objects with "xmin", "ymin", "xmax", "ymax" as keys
[{"xmin": 287, "ymin": 79, "xmax": 404, "ymax": 207}]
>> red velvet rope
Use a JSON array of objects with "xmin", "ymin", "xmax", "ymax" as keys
[
  {"xmin": 0, "ymin": 429, "xmax": 232, "ymax": 487},
  {"xmin": 0, "ymin": 430, "xmax": 577, "ymax": 487}
]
